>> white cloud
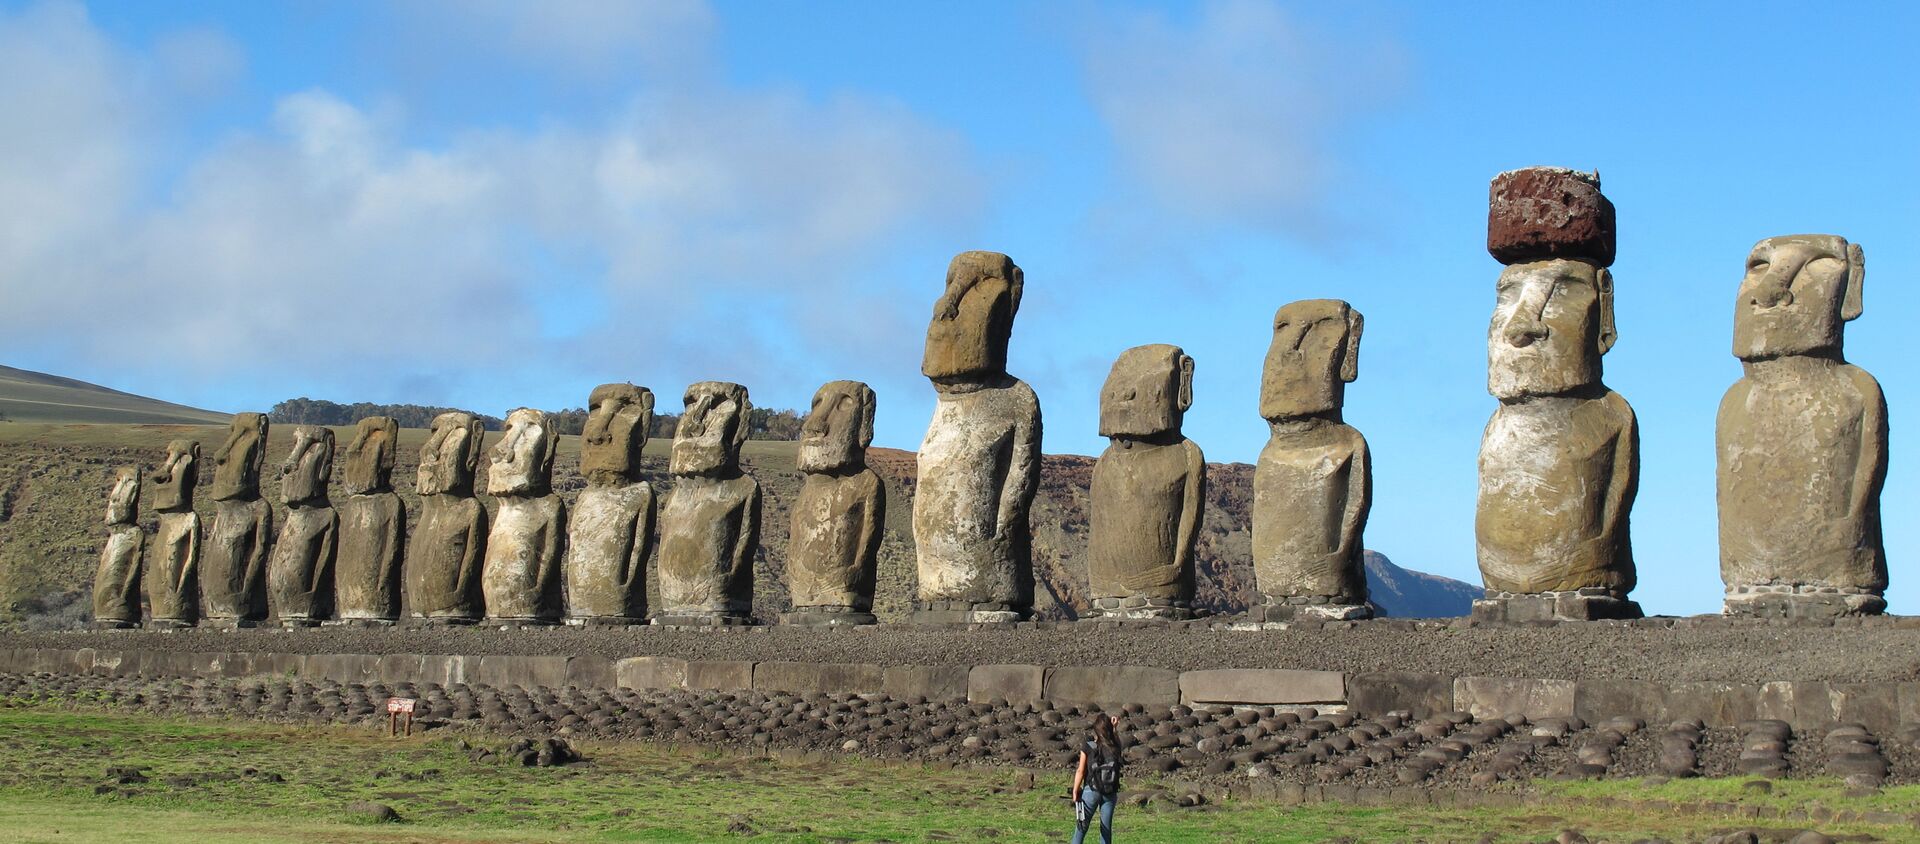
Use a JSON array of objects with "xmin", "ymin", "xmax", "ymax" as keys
[
  {"xmin": 396, "ymin": 0, "xmax": 717, "ymax": 81},
  {"xmin": 1080, "ymin": 0, "xmax": 1402, "ymax": 232}
]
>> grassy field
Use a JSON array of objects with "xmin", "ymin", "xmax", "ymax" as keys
[
  {"xmin": 0, "ymin": 704, "xmax": 1913, "ymax": 844},
  {"xmin": 0, "ymin": 366, "xmax": 229, "ymax": 426}
]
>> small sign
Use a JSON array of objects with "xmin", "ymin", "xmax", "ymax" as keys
[{"xmin": 386, "ymin": 697, "xmax": 416, "ymax": 714}]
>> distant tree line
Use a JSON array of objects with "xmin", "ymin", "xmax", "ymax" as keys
[{"xmin": 269, "ymin": 398, "xmax": 805, "ymax": 441}]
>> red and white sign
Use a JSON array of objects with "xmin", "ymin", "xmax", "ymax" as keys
[{"xmin": 386, "ymin": 697, "xmax": 416, "ymax": 714}]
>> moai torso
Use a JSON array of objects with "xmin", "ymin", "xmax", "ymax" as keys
[
  {"xmin": 657, "ymin": 382, "xmax": 761, "ymax": 622},
  {"xmin": 565, "ymin": 384, "xmax": 656, "ymax": 624},
  {"xmin": 1250, "ymin": 301, "xmax": 1371, "ymax": 618},
  {"xmin": 787, "ymin": 381, "xmax": 885, "ymax": 621},
  {"xmin": 144, "ymin": 440, "xmax": 201, "ymax": 626},
  {"xmin": 406, "ymin": 412, "xmax": 488, "ymax": 622},
  {"xmin": 92, "ymin": 467, "xmax": 144, "ymax": 627},
  {"xmin": 913, "ymin": 250, "xmax": 1040, "ymax": 622},
  {"xmin": 335, "ymin": 417, "xmax": 406, "ymax": 623},
  {"xmin": 1718, "ymin": 235, "xmax": 1887, "ymax": 616},
  {"xmin": 482, "ymin": 408, "xmax": 567, "ymax": 623},
  {"xmin": 202, "ymin": 413, "xmax": 272, "ymax": 624},
  {"xmin": 267, "ymin": 426, "xmax": 338, "ymax": 625},
  {"xmin": 1087, "ymin": 344, "xmax": 1204, "ymax": 617},
  {"xmin": 1474, "ymin": 168, "xmax": 1639, "ymax": 619}
]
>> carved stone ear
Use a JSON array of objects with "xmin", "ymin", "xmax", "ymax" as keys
[
  {"xmin": 1843, "ymin": 241, "xmax": 1865, "ymax": 322},
  {"xmin": 858, "ymin": 384, "xmax": 877, "ymax": 448},
  {"xmin": 463, "ymin": 419, "xmax": 487, "ymax": 471},
  {"xmin": 638, "ymin": 388, "xmax": 656, "ymax": 415},
  {"xmin": 731, "ymin": 393, "xmax": 753, "ymax": 450},
  {"xmin": 1176, "ymin": 354, "xmax": 1195, "ymax": 413},
  {"xmin": 1595, "ymin": 267, "xmax": 1618, "ymax": 355},
  {"xmin": 1340, "ymin": 308, "xmax": 1364, "ymax": 383}
]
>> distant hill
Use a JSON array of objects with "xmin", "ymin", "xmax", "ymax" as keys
[
  {"xmin": 1364, "ymin": 550, "xmax": 1480, "ymax": 618},
  {"xmin": 0, "ymin": 365, "xmax": 227, "ymax": 426}
]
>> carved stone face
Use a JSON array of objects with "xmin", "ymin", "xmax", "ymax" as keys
[
  {"xmin": 149, "ymin": 439, "xmax": 199, "ymax": 512},
  {"xmin": 106, "ymin": 466, "xmax": 140, "ymax": 525},
  {"xmin": 210, "ymin": 412, "xmax": 269, "ymax": 500},
  {"xmin": 1262, "ymin": 300, "xmax": 1361, "ymax": 421},
  {"xmin": 1100, "ymin": 344, "xmax": 1193, "ymax": 438},
  {"xmin": 797, "ymin": 380, "xmax": 875, "ymax": 473},
  {"xmin": 922, "ymin": 251, "xmax": 1023, "ymax": 383},
  {"xmin": 1487, "ymin": 260, "xmax": 1615, "ymax": 399},
  {"xmin": 343, "ymin": 416, "xmax": 398, "ymax": 495},
  {"xmin": 417, "ymin": 411, "xmax": 485, "ymax": 496},
  {"xmin": 671, "ymin": 381, "xmax": 750, "ymax": 476},
  {"xmin": 488, "ymin": 408, "xmax": 559, "ymax": 496},
  {"xmin": 1734, "ymin": 234, "xmax": 1863, "ymax": 361},
  {"xmin": 580, "ymin": 383, "xmax": 653, "ymax": 483},
  {"xmin": 281, "ymin": 425, "xmax": 335, "ymax": 505}
]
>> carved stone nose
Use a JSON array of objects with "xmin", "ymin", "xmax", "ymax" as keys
[
  {"xmin": 1503, "ymin": 317, "xmax": 1547, "ymax": 347},
  {"xmin": 1751, "ymin": 287, "xmax": 1794, "ymax": 309}
]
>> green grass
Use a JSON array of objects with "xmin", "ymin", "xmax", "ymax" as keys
[
  {"xmin": 0, "ymin": 705, "xmax": 1914, "ymax": 844},
  {"xmin": 0, "ymin": 365, "xmax": 229, "ymax": 426}
]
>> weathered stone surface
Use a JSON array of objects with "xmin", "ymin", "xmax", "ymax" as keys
[
  {"xmin": 1487, "ymin": 166, "xmax": 1616, "ymax": 267},
  {"xmin": 753, "ymin": 661, "xmax": 885, "ymax": 695},
  {"xmin": 968, "ymin": 664, "xmax": 1044, "ymax": 704},
  {"xmin": 1347, "ymin": 672, "xmax": 1451, "ymax": 718},
  {"xmin": 566, "ymin": 384, "xmax": 655, "ymax": 624},
  {"xmin": 1454, "ymin": 676, "xmax": 1576, "ymax": 721},
  {"xmin": 483, "ymin": 408, "xmax": 567, "ymax": 624},
  {"xmin": 883, "ymin": 664, "xmax": 969, "ymax": 702},
  {"xmin": 1254, "ymin": 301, "xmax": 1371, "ymax": 615},
  {"xmin": 1719, "ymin": 235, "xmax": 1887, "ymax": 617},
  {"xmin": 1574, "ymin": 679, "xmax": 1670, "ymax": 723},
  {"xmin": 1048, "ymin": 665, "xmax": 1179, "ymax": 707},
  {"xmin": 685, "ymin": 660, "xmax": 754, "ymax": 691},
  {"xmin": 1088, "ymin": 345, "xmax": 1203, "ymax": 618},
  {"xmin": 1477, "ymin": 202, "xmax": 1639, "ymax": 608},
  {"xmin": 914, "ymin": 251, "xmax": 1040, "ymax": 623},
  {"xmin": 406, "ymin": 412, "xmax": 488, "ymax": 623},
  {"xmin": 787, "ymin": 381, "xmax": 884, "ymax": 622},
  {"xmin": 658, "ymin": 382, "xmax": 760, "ymax": 624},
  {"xmin": 1827, "ymin": 683, "xmax": 1900, "ymax": 733},
  {"xmin": 144, "ymin": 440, "xmax": 200, "ymax": 627},
  {"xmin": 337, "ymin": 417, "xmax": 405, "ymax": 623},
  {"xmin": 616, "ymin": 656, "xmax": 688, "ymax": 690},
  {"xmin": 268, "ymin": 426, "xmax": 337, "ymax": 626},
  {"xmin": 92, "ymin": 467, "xmax": 144, "ymax": 627},
  {"xmin": 1179, "ymin": 668, "xmax": 1345, "ymax": 706},
  {"xmin": 202, "ymin": 413, "xmax": 272, "ymax": 625},
  {"xmin": 1663, "ymin": 682, "xmax": 1760, "ymax": 727},
  {"xmin": 565, "ymin": 655, "xmax": 616, "ymax": 689},
  {"xmin": 474, "ymin": 654, "xmax": 569, "ymax": 690}
]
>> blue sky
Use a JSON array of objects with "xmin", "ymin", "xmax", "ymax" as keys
[{"xmin": 2, "ymin": 0, "xmax": 1915, "ymax": 615}]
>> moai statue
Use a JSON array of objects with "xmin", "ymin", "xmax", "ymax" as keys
[
  {"xmin": 1251, "ymin": 301, "xmax": 1373, "ymax": 621},
  {"xmin": 1475, "ymin": 167, "xmax": 1641, "ymax": 622},
  {"xmin": 144, "ymin": 439, "xmax": 201, "ymax": 628},
  {"xmin": 1087, "ymin": 346, "xmax": 1204, "ymax": 620},
  {"xmin": 785, "ymin": 380, "xmax": 885, "ymax": 625},
  {"xmin": 912, "ymin": 251, "xmax": 1042, "ymax": 623},
  {"xmin": 335, "ymin": 416, "xmax": 406, "ymax": 625},
  {"xmin": 267, "ymin": 426, "xmax": 338, "ymax": 626},
  {"xmin": 656, "ymin": 382, "xmax": 761, "ymax": 625},
  {"xmin": 482, "ymin": 408, "xmax": 567, "ymax": 624},
  {"xmin": 1719, "ymin": 235, "xmax": 1887, "ymax": 617},
  {"xmin": 201, "ymin": 412, "xmax": 273, "ymax": 627},
  {"xmin": 92, "ymin": 467, "xmax": 145, "ymax": 628},
  {"xmin": 565, "ymin": 384, "xmax": 656, "ymax": 625},
  {"xmin": 406, "ymin": 411, "xmax": 489, "ymax": 624}
]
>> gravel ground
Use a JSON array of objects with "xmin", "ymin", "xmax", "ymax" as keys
[{"xmin": 8, "ymin": 620, "xmax": 1920, "ymax": 683}]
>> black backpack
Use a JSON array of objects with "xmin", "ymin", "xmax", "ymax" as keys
[{"xmin": 1085, "ymin": 741, "xmax": 1121, "ymax": 795}]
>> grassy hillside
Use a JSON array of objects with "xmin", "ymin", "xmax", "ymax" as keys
[
  {"xmin": 0, "ymin": 366, "xmax": 228, "ymax": 426},
  {"xmin": 0, "ymin": 421, "xmax": 1471, "ymax": 626}
]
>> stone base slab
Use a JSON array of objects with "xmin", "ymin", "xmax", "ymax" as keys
[
  {"xmin": 910, "ymin": 609, "xmax": 1022, "ymax": 625},
  {"xmin": 1473, "ymin": 591, "xmax": 1642, "ymax": 622},
  {"xmin": 326, "ymin": 618, "xmax": 398, "ymax": 628},
  {"xmin": 1252, "ymin": 604, "xmax": 1372, "ymax": 622},
  {"xmin": 652, "ymin": 614, "xmax": 755, "ymax": 627},
  {"xmin": 565, "ymin": 617, "xmax": 647, "ymax": 627},
  {"xmin": 1725, "ymin": 586, "xmax": 1886, "ymax": 619},
  {"xmin": 781, "ymin": 609, "xmax": 877, "ymax": 626}
]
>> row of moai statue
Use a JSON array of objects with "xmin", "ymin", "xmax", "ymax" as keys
[{"xmin": 93, "ymin": 166, "xmax": 1890, "ymax": 626}]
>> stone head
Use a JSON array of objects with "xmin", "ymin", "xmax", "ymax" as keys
[
  {"xmin": 797, "ymin": 380, "xmax": 876, "ymax": 473},
  {"xmin": 209, "ymin": 412, "xmax": 270, "ymax": 501},
  {"xmin": 1487, "ymin": 166, "xmax": 1616, "ymax": 267},
  {"xmin": 148, "ymin": 439, "xmax": 199, "ymax": 512},
  {"xmin": 671, "ymin": 381, "xmax": 750, "ymax": 476},
  {"xmin": 1100, "ymin": 344, "xmax": 1194, "ymax": 439},
  {"xmin": 922, "ymin": 250, "xmax": 1023, "ymax": 385},
  {"xmin": 106, "ymin": 466, "xmax": 140, "ymax": 526},
  {"xmin": 1487, "ymin": 260, "xmax": 1615, "ymax": 399},
  {"xmin": 342, "ymin": 416, "xmax": 399, "ymax": 495},
  {"xmin": 1261, "ymin": 300, "xmax": 1362, "ymax": 421},
  {"xmin": 417, "ymin": 411, "xmax": 486, "ymax": 496},
  {"xmin": 1734, "ymin": 234, "xmax": 1864, "ymax": 361},
  {"xmin": 580, "ymin": 383, "xmax": 654, "ymax": 484},
  {"xmin": 280, "ymin": 425, "xmax": 335, "ymax": 505},
  {"xmin": 488, "ymin": 408, "xmax": 560, "ymax": 496}
]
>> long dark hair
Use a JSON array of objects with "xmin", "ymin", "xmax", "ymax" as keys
[{"xmin": 1091, "ymin": 714, "xmax": 1119, "ymax": 752}]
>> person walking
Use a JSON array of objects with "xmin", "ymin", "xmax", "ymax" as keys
[{"xmin": 1069, "ymin": 713, "xmax": 1123, "ymax": 844}]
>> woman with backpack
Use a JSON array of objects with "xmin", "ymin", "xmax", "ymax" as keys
[{"xmin": 1069, "ymin": 713, "xmax": 1124, "ymax": 844}]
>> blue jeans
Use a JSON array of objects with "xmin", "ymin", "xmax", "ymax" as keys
[{"xmin": 1072, "ymin": 785, "xmax": 1116, "ymax": 844}]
